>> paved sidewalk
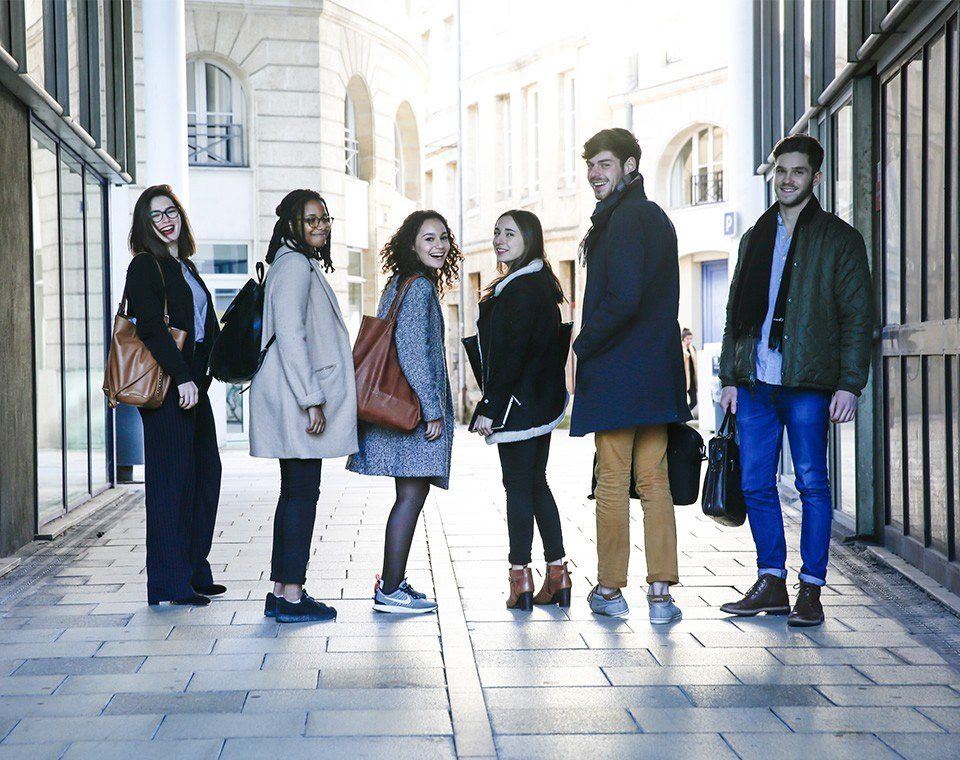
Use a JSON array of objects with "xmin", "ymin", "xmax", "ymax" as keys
[{"xmin": 0, "ymin": 430, "xmax": 958, "ymax": 759}]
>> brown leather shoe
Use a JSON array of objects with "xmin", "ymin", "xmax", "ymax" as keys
[
  {"xmin": 788, "ymin": 581, "xmax": 825, "ymax": 627},
  {"xmin": 720, "ymin": 574, "xmax": 790, "ymax": 616},
  {"xmin": 532, "ymin": 562, "xmax": 572, "ymax": 607},
  {"xmin": 507, "ymin": 567, "xmax": 534, "ymax": 611}
]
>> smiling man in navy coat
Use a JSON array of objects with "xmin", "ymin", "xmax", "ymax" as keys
[{"xmin": 571, "ymin": 128, "xmax": 690, "ymax": 622}]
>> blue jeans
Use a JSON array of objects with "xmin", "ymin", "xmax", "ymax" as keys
[{"xmin": 737, "ymin": 383, "xmax": 832, "ymax": 586}]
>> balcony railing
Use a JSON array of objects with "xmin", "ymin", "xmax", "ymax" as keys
[
  {"xmin": 188, "ymin": 122, "xmax": 245, "ymax": 167},
  {"xmin": 690, "ymin": 170, "xmax": 724, "ymax": 205}
]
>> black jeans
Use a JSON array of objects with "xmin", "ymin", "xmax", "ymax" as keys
[
  {"xmin": 270, "ymin": 458, "xmax": 322, "ymax": 585},
  {"xmin": 498, "ymin": 433, "xmax": 565, "ymax": 566}
]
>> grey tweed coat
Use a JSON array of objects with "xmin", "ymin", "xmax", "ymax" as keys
[{"xmin": 346, "ymin": 275, "xmax": 454, "ymax": 489}]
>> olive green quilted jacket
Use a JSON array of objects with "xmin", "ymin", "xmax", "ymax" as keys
[{"xmin": 719, "ymin": 207, "xmax": 874, "ymax": 396}]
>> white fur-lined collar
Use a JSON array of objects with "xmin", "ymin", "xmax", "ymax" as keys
[{"xmin": 493, "ymin": 258, "xmax": 544, "ymax": 297}]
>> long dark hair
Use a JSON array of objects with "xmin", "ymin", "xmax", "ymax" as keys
[
  {"xmin": 380, "ymin": 210, "xmax": 462, "ymax": 294},
  {"xmin": 481, "ymin": 210, "xmax": 564, "ymax": 304},
  {"xmin": 129, "ymin": 184, "xmax": 196, "ymax": 260},
  {"xmin": 266, "ymin": 189, "xmax": 334, "ymax": 271}
]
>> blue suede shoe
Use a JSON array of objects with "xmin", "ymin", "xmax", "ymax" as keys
[
  {"xmin": 587, "ymin": 585, "xmax": 629, "ymax": 617},
  {"xmin": 647, "ymin": 592, "xmax": 682, "ymax": 625}
]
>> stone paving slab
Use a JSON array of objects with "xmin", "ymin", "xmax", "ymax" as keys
[{"xmin": 0, "ymin": 432, "xmax": 958, "ymax": 757}]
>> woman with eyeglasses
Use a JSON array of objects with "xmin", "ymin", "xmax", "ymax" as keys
[
  {"xmin": 249, "ymin": 189, "xmax": 357, "ymax": 624},
  {"xmin": 124, "ymin": 185, "xmax": 223, "ymax": 606}
]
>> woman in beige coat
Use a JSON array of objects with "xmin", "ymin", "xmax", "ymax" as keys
[{"xmin": 250, "ymin": 189, "xmax": 358, "ymax": 624}]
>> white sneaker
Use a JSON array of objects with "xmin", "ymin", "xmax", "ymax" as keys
[{"xmin": 372, "ymin": 577, "xmax": 437, "ymax": 615}]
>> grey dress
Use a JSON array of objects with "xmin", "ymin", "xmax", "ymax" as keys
[{"xmin": 347, "ymin": 275, "xmax": 454, "ymax": 489}]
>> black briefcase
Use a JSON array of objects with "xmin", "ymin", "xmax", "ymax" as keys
[
  {"xmin": 588, "ymin": 422, "xmax": 705, "ymax": 505},
  {"xmin": 701, "ymin": 410, "xmax": 747, "ymax": 527}
]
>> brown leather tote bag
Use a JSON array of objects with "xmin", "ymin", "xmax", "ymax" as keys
[
  {"xmin": 103, "ymin": 255, "xmax": 188, "ymax": 409},
  {"xmin": 352, "ymin": 276, "xmax": 422, "ymax": 431}
]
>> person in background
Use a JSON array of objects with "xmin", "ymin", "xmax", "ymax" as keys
[
  {"xmin": 250, "ymin": 189, "xmax": 358, "ymax": 624},
  {"xmin": 125, "ymin": 185, "xmax": 222, "ymax": 607},
  {"xmin": 348, "ymin": 210, "xmax": 461, "ymax": 615},
  {"xmin": 471, "ymin": 210, "xmax": 571, "ymax": 611},
  {"xmin": 682, "ymin": 328, "xmax": 698, "ymax": 412},
  {"xmin": 570, "ymin": 128, "xmax": 690, "ymax": 623},
  {"xmin": 718, "ymin": 134, "xmax": 872, "ymax": 627}
]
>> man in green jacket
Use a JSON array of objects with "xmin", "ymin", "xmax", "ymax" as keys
[{"xmin": 718, "ymin": 134, "xmax": 872, "ymax": 627}]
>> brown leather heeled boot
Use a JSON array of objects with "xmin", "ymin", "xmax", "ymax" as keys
[
  {"xmin": 532, "ymin": 562, "xmax": 572, "ymax": 607},
  {"xmin": 507, "ymin": 567, "xmax": 534, "ymax": 611}
]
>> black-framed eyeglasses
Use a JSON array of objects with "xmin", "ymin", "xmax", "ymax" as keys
[
  {"xmin": 149, "ymin": 206, "xmax": 180, "ymax": 222},
  {"xmin": 303, "ymin": 215, "xmax": 334, "ymax": 228}
]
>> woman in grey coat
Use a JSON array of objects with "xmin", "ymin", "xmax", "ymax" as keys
[
  {"xmin": 347, "ymin": 210, "xmax": 461, "ymax": 614},
  {"xmin": 250, "ymin": 189, "xmax": 358, "ymax": 624}
]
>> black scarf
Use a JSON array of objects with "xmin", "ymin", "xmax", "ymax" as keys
[
  {"xmin": 731, "ymin": 195, "xmax": 821, "ymax": 351},
  {"xmin": 579, "ymin": 172, "xmax": 645, "ymax": 264}
]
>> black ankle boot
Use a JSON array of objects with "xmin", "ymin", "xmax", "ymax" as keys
[
  {"xmin": 720, "ymin": 575, "xmax": 790, "ymax": 616},
  {"xmin": 788, "ymin": 582, "xmax": 825, "ymax": 627}
]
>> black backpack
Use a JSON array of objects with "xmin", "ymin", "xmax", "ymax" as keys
[{"xmin": 208, "ymin": 262, "xmax": 275, "ymax": 384}]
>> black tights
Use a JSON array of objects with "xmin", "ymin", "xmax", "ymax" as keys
[{"xmin": 380, "ymin": 477, "xmax": 431, "ymax": 594}]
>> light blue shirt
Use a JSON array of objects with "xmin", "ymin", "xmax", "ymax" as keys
[
  {"xmin": 754, "ymin": 214, "xmax": 792, "ymax": 385},
  {"xmin": 180, "ymin": 260, "xmax": 208, "ymax": 343}
]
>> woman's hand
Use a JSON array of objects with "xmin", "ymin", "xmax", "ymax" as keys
[
  {"xmin": 425, "ymin": 418, "xmax": 442, "ymax": 441},
  {"xmin": 472, "ymin": 415, "xmax": 494, "ymax": 436},
  {"xmin": 178, "ymin": 381, "xmax": 199, "ymax": 410},
  {"xmin": 306, "ymin": 405, "xmax": 326, "ymax": 435}
]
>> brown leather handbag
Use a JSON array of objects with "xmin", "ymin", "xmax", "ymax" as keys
[
  {"xmin": 103, "ymin": 255, "xmax": 187, "ymax": 409},
  {"xmin": 352, "ymin": 276, "xmax": 422, "ymax": 431}
]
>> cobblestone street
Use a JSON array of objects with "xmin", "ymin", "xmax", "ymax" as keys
[{"xmin": 0, "ymin": 430, "xmax": 959, "ymax": 759}]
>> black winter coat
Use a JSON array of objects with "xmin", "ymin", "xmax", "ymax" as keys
[
  {"xmin": 570, "ymin": 174, "xmax": 691, "ymax": 436},
  {"xmin": 470, "ymin": 260, "xmax": 569, "ymax": 443},
  {"xmin": 124, "ymin": 252, "xmax": 219, "ymax": 388}
]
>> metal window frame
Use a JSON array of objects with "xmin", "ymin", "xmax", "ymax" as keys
[
  {"xmin": 78, "ymin": 0, "xmax": 102, "ymax": 144},
  {"xmin": 1, "ymin": 0, "xmax": 27, "ymax": 67}
]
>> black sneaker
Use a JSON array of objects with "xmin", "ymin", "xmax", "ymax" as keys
[
  {"xmin": 276, "ymin": 594, "xmax": 337, "ymax": 623},
  {"xmin": 265, "ymin": 589, "xmax": 309, "ymax": 618}
]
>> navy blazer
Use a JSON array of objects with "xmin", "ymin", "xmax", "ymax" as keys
[{"xmin": 570, "ymin": 175, "xmax": 691, "ymax": 436}]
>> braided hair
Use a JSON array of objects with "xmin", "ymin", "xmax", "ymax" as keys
[{"xmin": 266, "ymin": 189, "xmax": 334, "ymax": 271}]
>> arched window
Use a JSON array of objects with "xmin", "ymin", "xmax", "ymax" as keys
[
  {"xmin": 669, "ymin": 126, "xmax": 724, "ymax": 207},
  {"xmin": 394, "ymin": 121, "xmax": 404, "ymax": 192},
  {"xmin": 344, "ymin": 93, "xmax": 360, "ymax": 177},
  {"xmin": 187, "ymin": 59, "xmax": 245, "ymax": 166}
]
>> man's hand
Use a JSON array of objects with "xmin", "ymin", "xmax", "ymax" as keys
[
  {"xmin": 719, "ymin": 386, "xmax": 738, "ymax": 415},
  {"xmin": 830, "ymin": 390, "xmax": 857, "ymax": 424},
  {"xmin": 472, "ymin": 415, "xmax": 494, "ymax": 436},
  {"xmin": 306, "ymin": 405, "xmax": 326, "ymax": 435}
]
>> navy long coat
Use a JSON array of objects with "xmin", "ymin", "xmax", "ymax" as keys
[{"xmin": 570, "ymin": 175, "xmax": 691, "ymax": 437}]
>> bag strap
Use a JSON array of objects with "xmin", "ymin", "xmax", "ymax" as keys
[
  {"xmin": 719, "ymin": 409, "xmax": 737, "ymax": 437},
  {"xmin": 118, "ymin": 253, "xmax": 173, "ymax": 325},
  {"xmin": 385, "ymin": 275, "xmax": 423, "ymax": 324}
]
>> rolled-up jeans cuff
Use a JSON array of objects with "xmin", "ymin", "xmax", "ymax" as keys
[
  {"xmin": 758, "ymin": 568, "xmax": 787, "ymax": 579},
  {"xmin": 798, "ymin": 572, "xmax": 826, "ymax": 586}
]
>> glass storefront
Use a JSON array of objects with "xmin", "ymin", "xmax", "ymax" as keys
[{"xmin": 31, "ymin": 122, "xmax": 112, "ymax": 525}]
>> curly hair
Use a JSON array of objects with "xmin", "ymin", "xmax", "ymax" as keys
[
  {"xmin": 380, "ymin": 210, "xmax": 462, "ymax": 294},
  {"xmin": 266, "ymin": 189, "xmax": 334, "ymax": 271}
]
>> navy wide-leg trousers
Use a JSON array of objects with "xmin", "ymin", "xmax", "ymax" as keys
[{"xmin": 138, "ymin": 345, "xmax": 222, "ymax": 603}]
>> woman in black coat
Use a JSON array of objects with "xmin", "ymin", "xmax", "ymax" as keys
[
  {"xmin": 124, "ymin": 185, "xmax": 223, "ymax": 606},
  {"xmin": 470, "ymin": 210, "xmax": 571, "ymax": 611}
]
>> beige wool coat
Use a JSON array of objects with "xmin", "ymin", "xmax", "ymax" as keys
[{"xmin": 249, "ymin": 247, "xmax": 358, "ymax": 460}]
